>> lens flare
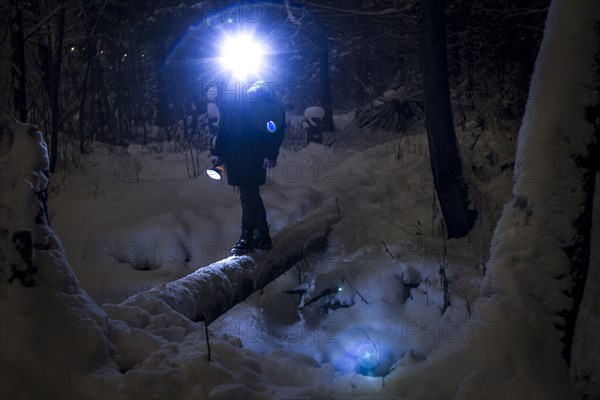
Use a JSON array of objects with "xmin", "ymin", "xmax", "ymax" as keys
[{"xmin": 220, "ymin": 33, "xmax": 267, "ymax": 79}]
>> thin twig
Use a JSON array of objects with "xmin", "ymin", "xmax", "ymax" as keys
[
  {"xmin": 456, "ymin": 279, "xmax": 472, "ymax": 318},
  {"xmin": 431, "ymin": 182, "xmax": 436, "ymax": 236},
  {"xmin": 204, "ymin": 318, "xmax": 211, "ymax": 362},
  {"xmin": 470, "ymin": 134, "xmax": 481, "ymax": 150},
  {"xmin": 298, "ymin": 258, "xmax": 310, "ymax": 284},
  {"xmin": 381, "ymin": 239, "xmax": 394, "ymax": 259},
  {"xmin": 399, "ymin": 226, "xmax": 417, "ymax": 237},
  {"xmin": 357, "ymin": 328, "xmax": 379, "ymax": 369},
  {"xmin": 346, "ymin": 279, "xmax": 371, "ymax": 306}
]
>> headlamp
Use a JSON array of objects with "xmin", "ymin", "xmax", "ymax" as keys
[{"xmin": 219, "ymin": 32, "xmax": 267, "ymax": 80}]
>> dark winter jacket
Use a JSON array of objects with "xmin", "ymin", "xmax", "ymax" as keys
[{"xmin": 213, "ymin": 95, "xmax": 285, "ymax": 187}]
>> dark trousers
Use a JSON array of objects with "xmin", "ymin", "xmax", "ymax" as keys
[{"xmin": 238, "ymin": 185, "xmax": 267, "ymax": 230}]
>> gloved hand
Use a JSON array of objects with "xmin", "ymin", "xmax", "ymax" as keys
[
  {"xmin": 263, "ymin": 158, "xmax": 277, "ymax": 169},
  {"xmin": 211, "ymin": 156, "xmax": 224, "ymax": 166}
]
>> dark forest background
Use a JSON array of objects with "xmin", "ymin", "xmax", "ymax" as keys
[{"xmin": 1, "ymin": 0, "xmax": 549, "ymax": 171}]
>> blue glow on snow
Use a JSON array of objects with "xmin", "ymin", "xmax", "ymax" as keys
[{"xmin": 356, "ymin": 343, "xmax": 378, "ymax": 370}]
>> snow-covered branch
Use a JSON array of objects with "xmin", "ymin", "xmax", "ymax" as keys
[{"xmin": 302, "ymin": 1, "xmax": 412, "ymax": 17}]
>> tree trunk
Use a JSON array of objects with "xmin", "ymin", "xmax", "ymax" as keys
[
  {"xmin": 480, "ymin": 0, "xmax": 599, "ymax": 385},
  {"xmin": 419, "ymin": 0, "xmax": 477, "ymax": 239},
  {"xmin": 78, "ymin": 8, "xmax": 99, "ymax": 157},
  {"xmin": 562, "ymin": 150, "xmax": 598, "ymax": 364},
  {"xmin": 319, "ymin": 37, "xmax": 334, "ymax": 132},
  {"xmin": 49, "ymin": 4, "xmax": 66, "ymax": 173},
  {"xmin": 104, "ymin": 208, "xmax": 339, "ymax": 326},
  {"xmin": 9, "ymin": 0, "xmax": 27, "ymax": 122},
  {"xmin": 562, "ymin": 43, "xmax": 600, "ymax": 365}
]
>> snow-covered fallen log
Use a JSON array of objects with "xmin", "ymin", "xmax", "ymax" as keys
[{"xmin": 104, "ymin": 208, "xmax": 339, "ymax": 326}]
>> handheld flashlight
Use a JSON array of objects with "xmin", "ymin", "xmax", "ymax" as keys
[{"xmin": 206, "ymin": 163, "xmax": 226, "ymax": 180}]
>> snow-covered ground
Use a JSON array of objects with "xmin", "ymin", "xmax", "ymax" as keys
[
  {"xmin": 1, "ymin": 104, "xmax": 589, "ymax": 399},
  {"xmin": 0, "ymin": 106, "xmax": 516, "ymax": 398},
  {"xmin": 38, "ymin": 110, "xmax": 525, "ymax": 398}
]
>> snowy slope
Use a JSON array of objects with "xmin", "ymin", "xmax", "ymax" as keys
[
  {"xmin": 37, "ymin": 113, "xmax": 520, "ymax": 399},
  {"xmin": 0, "ymin": 115, "xmax": 118, "ymax": 398},
  {"xmin": 1, "ymin": 100, "xmax": 584, "ymax": 399}
]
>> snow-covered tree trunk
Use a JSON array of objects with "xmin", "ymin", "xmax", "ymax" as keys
[
  {"xmin": 569, "ymin": 10, "xmax": 600, "ymax": 394},
  {"xmin": 104, "ymin": 208, "xmax": 339, "ymax": 326},
  {"xmin": 419, "ymin": 0, "xmax": 477, "ymax": 238},
  {"xmin": 482, "ymin": 0, "xmax": 599, "ymax": 393},
  {"xmin": 0, "ymin": 115, "xmax": 117, "ymax": 398}
]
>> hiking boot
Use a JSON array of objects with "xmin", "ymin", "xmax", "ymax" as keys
[
  {"xmin": 253, "ymin": 226, "xmax": 272, "ymax": 250},
  {"xmin": 231, "ymin": 228, "xmax": 254, "ymax": 255}
]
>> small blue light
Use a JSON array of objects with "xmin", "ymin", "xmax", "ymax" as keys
[
  {"xmin": 266, "ymin": 120, "xmax": 276, "ymax": 133},
  {"xmin": 356, "ymin": 343, "xmax": 378, "ymax": 371}
]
